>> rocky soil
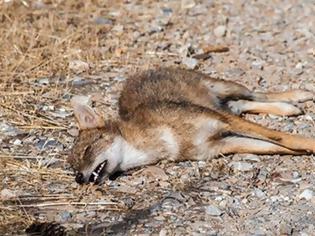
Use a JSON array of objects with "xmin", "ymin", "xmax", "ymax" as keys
[{"xmin": 0, "ymin": 0, "xmax": 315, "ymax": 235}]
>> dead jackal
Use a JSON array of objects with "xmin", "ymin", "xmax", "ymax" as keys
[{"xmin": 69, "ymin": 67, "xmax": 315, "ymax": 185}]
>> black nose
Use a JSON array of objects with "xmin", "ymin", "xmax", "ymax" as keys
[{"xmin": 75, "ymin": 172, "xmax": 85, "ymax": 184}]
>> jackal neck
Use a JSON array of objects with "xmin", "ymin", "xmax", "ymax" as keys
[
  {"xmin": 105, "ymin": 136, "xmax": 150, "ymax": 172},
  {"xmin": 103, "ymin": 120, "xmax": 121, "ymax": 135}
]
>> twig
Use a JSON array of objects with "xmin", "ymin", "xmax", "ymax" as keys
[
  {"xmin": 146, "ymin": 51, "xmax": 179, "ymax": 57},
  {"xmin": 18, "ymin": 194, "xmax": 73, "ymax": 198},
  {"xmin": 17, "ymin": 197, "xmax": 32, "ymax": 222},
  {"xmin": 0, "ymin": 91, "xmax": 34, "ymax": 96},
  {"xmin": 219, "ymin": 153, "xmax": 228, "ymax": 158},
  {"xmin": 17, "ymin": 125, "xmax": 67, "ymax": 130},
  {"xmin": 17, "ymin": 201, "xmax": 118, "ymax": 208},
  {"xmin": 17, "ymin": 195, "xmax": 74, "ymax": 201},
  {"xmin": 202, "ymin": 44, "xmax": 229, "ymax": 53},
  {"xmin": 0, "ymin": 154, "xmax": 42, "ymax": 160},
  {"xmin": 0, "ymin": 103, "xmax": 66, "ymax": 127},
  {"xmin": 0, "ymin": 153, "xmax": 65, "ymax": 160}
]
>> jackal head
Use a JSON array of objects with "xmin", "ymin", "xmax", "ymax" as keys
[{"xmin": 69, "ymin": 96, "xmax": 121, "ymax": 185}]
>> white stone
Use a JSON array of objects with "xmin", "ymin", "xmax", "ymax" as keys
[
  {"xmin": 299, "ymin": 189, "xmax": 314, "ymax": 200},
  {"xmin": 182, "ymin": 57, "xmax": 198, "ymax": 69},
  {"xmin": 13, "ymin": 139, "xmax": 22, "ymax": 145},
  {"xmin": 295, "ymin": 62, "xmax": 304, "ymax": 70},
  {"xmin": 112, "ymin": 24, "xmax": 124, "ymax": 33},
  {"xmin": 251, "ymin": 60, "xmax": 264, "ymax": 70},
  {"xmin": 1, "ymin": 189, "xmax": 16, "ymax": 200},
  {"xmin": 254, "ymin": 188, "xmax": 266, "ymax": 199},
  {"xmin": 69, "ymin": 60, "xmax": 89, "ymax": 73},
  {"xmin": 205, "ymin": 205, "xmax": 223, "ymax": 216},
  {"xmin": 229, "ymin": 161, "xmax": 253, "ymax": 171},
  {"xmin": 243, "ymin": 154, "xmax": 261, "ymax": 162},
  {"xmin": 292, "ymin": 171, "xmax": 301, "ymax": 179},
  {"xmin": 214, "ymin": 25, "xmax": 227, "ymax": 37},
  {"xmin": 181, "ymin": 0, "xmax": 196, "ymax": 9},
  {"xmin": 159, "ymin": 229, "xmax": 167, "ymax": 236}
]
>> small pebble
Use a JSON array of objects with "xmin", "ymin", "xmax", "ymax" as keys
[
  {"xmin": 72, "ymin": 76, "xmax": 90, "ymax": 87},
  {"xmin": 307, "ymin": 48, "xmax": 315, "ymax": 55},
  {"xmin": 13, "ymin": 139, "xmax": 22, "ymax": 145},
  {"xmin": 253, "ymin": 228, "xmax": 266, "ymax": 236},
  {"xmin": 295, "ymin": 63, "xmax": 302, "ymax": 70},
  {"xmin": 50, "ymin": 109, "xmax": 71, "ymax": 118},
  {"xmin": 242, "ymin": 154, "xmax": 261, "ymax": 162},
  {"xmin": 254, "ymin": 188, "xmax": 266, "ymax": 199},
  {"xmin": 225, "ymin": 68, "xmax": 245, "ymax": 77},
  {"xmin": 159, "ymin": 229, "xmax": 167, "ymax": 236},
  {"xmin": 279, "ymin": 222, "xmax": 293, "ymax": 235},
  {"xmin": 67, "ymin": 128, "xmax": 79, "ymax": 137},
  {"xmin": 300, "ymin": 233, "xmax": 309, "ymax": 236},
  {"xmin": 94, "ymin": 17, "xmax": 113, "ymax": 25},
  {"xmin": 59, "ymin": 211, "xmax": 72, "ymax": 222},
  {"xmin": 140, "ymin": 166, "xmax": 169, "ymax": 181},
  {"xmin": 37, "ymin": 77, "xmax": 50, "ymax": 85},
  {"xmin": 122, "ymin": 197, "xmax": 135, "ymax": 209},
  {"xmin": 0, "ymin": 122, "xmax": 23, "ymax": 137},
  {"xmin": 69, "ymin": 60, "xmax": 89, "ymax": 73},
  {"xmin": 304, "ymin": 115, "xmax": 313, "ymax": 121},
  {"xmin": 181, "ymin": 0, "xmax": 196, "ymax": 9},
  {"xmin": 1, "ymin": 189, "xmax": 16, "ymax": 200},
  {"xmin": 229, "ymin": 161, "xmax": 253, "ymax": 171},
  {"xmin": 292, "ymin": 171, "xmax": 301, "ymax": 179},
  {"xmin": 182, "ymin": 57, "xmax": 198, "ymax": 69},
  {"xmin": 214, "ymin": 25, "xmax": 227, "ymax": 37},
  {"xmin": 42, "ymin": 105, "xmax": 54, "ymax": 111},
  {"xmin": 112, "ymin": 24, "xmax": 124, "ymax": 33},
  {"xmin": 299, "ymin": 189, "xmax": 314, "ymax": 200},
  {"xmin": 161, "ymin": 7, "xmax": 173, "ymax": 16},
  {"xmin": 113, "ymin": 76, "xmax": 126, "ymax": 82},
  {"xmin": 251, "ymin": 60, "xmax": 264, "ymax": 70},
  {"xmin": 205, "ymin": 205, "xmax": 223, "ymax": 216}
]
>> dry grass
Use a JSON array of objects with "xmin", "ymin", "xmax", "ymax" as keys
[
  {"xmin": 1, "ymin": 0, "xmax": 116, "ymax": 125},
  {"xmin": 0, "ymin": 1, "xmax": 134, "ymax": 233},
  {"xmin": 0, "ymin": 1, "xmax": 180, "ymax": 234}
]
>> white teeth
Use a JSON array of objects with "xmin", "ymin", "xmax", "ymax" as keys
[
  {"xmin": 91, "ymin": 162, "xmax": 106, "ymax": 182},
  {"xmin": 92, "ymin": 171, "xmax": 99, "ymax": 177}
]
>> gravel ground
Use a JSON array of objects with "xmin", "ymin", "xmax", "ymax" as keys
[{"xmin": 0, "ymin": 0, "xmax": 315, "ymax": 235}]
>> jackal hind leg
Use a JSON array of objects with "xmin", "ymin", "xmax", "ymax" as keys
[
  {"xmin": 227, "ymin": 100, "xmax": 302, "ymax": 116},
  {"xmin": 202, "ymin": 78, "xmax": 314, "ymax": 115},
  {"xmin": 218, "ymin": 136, "xmax": 307, "ymax": 155},
  {"xmin": 252, "ymin": 90, "xmax": 314, "ymax": 103}
]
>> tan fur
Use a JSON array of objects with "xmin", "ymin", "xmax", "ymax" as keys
[{"xmin": 69, "ymin": 67, "xmax": 315, "ymax": 185}]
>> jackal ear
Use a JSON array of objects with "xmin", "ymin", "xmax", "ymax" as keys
[{"xmin": 71, "ymin": 96, "xmax": 104, "ymax": 130}]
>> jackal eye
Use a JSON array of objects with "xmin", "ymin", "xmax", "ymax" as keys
[{"xmin": 83, "ymin": 145, "xmax": 92, "ymax": 159}]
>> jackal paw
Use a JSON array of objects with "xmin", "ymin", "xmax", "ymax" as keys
[
  {"xmin": 291, "ymin": 90, "xmax": 314, "ymax": 102},
  {"xmin": 227, "ymin": 101, "xmax": 243, "ymax": 115}
]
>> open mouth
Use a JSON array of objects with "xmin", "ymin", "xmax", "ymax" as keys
[{"xmin": 89, "ymin": 160, "xmax": 107, "ymax": 184}]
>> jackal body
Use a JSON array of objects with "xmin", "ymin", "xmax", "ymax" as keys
[{"xmin": 69, "ymin": 68, "xmax": 315, "ymax": 185}]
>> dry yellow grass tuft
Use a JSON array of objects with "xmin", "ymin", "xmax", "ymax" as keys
[{"xmin": 0, "ymin": 1, "xmax": 135, "ymax": 233}]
